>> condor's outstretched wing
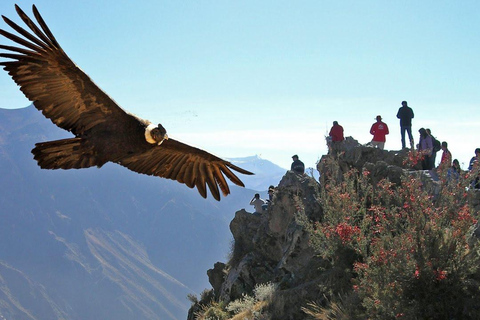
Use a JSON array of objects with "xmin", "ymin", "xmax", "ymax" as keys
[
  {"xmin": 120, "ymin": 138, "xmax": 254, "ymax": 201},
  {"xmin": 0, "ymin": 5, "xmax": 132, "ymax": 135}
]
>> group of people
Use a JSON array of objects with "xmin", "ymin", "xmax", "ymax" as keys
[
  {"xmin": 327, "ymin": 100, "xmax": 472, "ymax": 171},
  {"xmin": 250, "ymin": 101, "xmax": 479, "ymax": 214},
  {"xmin": 328, "ymin": 100, "xmax": 412, "ymax": 152},
  {"xmin": 249, "ymin": 185, "xmax": 275, "ymax": 215},
  {"xmin": 368, "ymin": 100, "xmax": 413, "ymax": 151},
  {"xmin": 328, "ymin": 114, "xmax": 391, "ymax": 151},
  {"xmin": 326, "ymin": 100, "xmax": 480, "ymax": 188},
  {"xmin": 249, "ymin": 154, "xmax": 307, "ymax": 214}
]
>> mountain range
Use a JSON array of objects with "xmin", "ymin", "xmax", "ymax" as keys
[{"xmin": 0, "ymin": 105, "xmax": 287, "ymax": 320}]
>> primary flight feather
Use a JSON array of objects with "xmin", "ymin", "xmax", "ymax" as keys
[{"xmin": 0, "ymin": 4, "xmax": 253, "ymax": 201}]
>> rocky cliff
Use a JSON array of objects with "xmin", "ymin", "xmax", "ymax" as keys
[{"xmin": 188, "ymin": 137, "xmax": 480, "ymax": 320}]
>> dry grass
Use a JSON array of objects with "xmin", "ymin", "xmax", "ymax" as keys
[
  {"xmin": 230, "ymin": 301, "xmax": 268, "ymax": 320},
  {"xmin": 302, "ymin": 301, "xmax": 348, "ymax": 320}
]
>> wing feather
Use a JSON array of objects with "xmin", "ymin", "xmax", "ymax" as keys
[
  {"xmin": 166, "ymin": 154, "xmax": 188, "ymax": 180},
  {"xmin": 190, "ymin": 160, "xmax": 201, "ymax": 188},
  {"xmin": 0, "ymin": 5, "xmax": 133, "ymax": 135},
  {"xmin": 204, "ymin": 163, "xmax": 220, "ymax": 201},
  {"xmin": 0, "ymin": 29, "xmax": 45, "ymax": 52},
  {"xmin": 195, "ymin": 163, "xmax": 208, "ymax": 199},
  {"xmin": 157, "ymin": 155, "xmax": 178, "ymax": 178},
  {"xmin": 176, "ymin": 158, "xmax": 190, "ymax": 184},
  {"xmin": 31, "ymin": 5, "xmax": 61, "ymax": 48},
  {"xmin": 173, "ymin": 155, "xmax": 191, "ymax": 183},
  {"xmin": 212, "ymin": 165, "xmax": 230, "ymax": 196},
  {"xmin": 3, "ymin": 12, "xmax": 51, "ymax": 49},
  {"xmin": 182, "ymin": 162, "xmax": 195, "ymax": 188},
  {"xmin": 120, "ymin": 138, "xmax": 253, "ymax": 200},
  {"xmin": 219, "ymin": 163, "xmax": 246, "ymax": 187}
]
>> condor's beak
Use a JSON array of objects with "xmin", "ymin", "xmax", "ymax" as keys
[{"xmin": 158, "ymin": 134, "xmax": 168, "ymax": 145}]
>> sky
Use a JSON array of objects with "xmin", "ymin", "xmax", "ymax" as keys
[{"xmin": 0, "ymin": 1, "xmax": 479, "ymax": 170}]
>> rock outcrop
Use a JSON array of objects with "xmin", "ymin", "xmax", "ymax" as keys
[
  {"xmin": 188, "ymin": 139, "xmax": 480, "ymax": 320},
  {"xmin": 189, "ymin": 171, "xmax": 324, "ymax": 320}
]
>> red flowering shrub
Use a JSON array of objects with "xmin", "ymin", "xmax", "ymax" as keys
[
  {"xmin": 306, "ymin": 159, "xmax": 480, "ymax": 319},
  {"xmin": 403, "ymin": 150, "xmax": 424, "ymax": 168}
]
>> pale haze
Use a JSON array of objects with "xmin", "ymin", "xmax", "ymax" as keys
[{"xmin": 1, "ymin": 1, "xmax": 478, "ymax": 170}]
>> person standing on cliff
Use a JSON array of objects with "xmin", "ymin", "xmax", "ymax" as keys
[
  {"xmin": 328, "ymin": 121, "xmax": 344, "ymax": 154},
  {"xmin": 396, "ymin": 100, "xmax": 415, "ymax": 149},
  {"xmin": 370, "ymin": 115, "xmax": 389, "ymax": 150},
  {"xmin": 418, "ymin": 128, "xmax": 433, "ymax": 170},
  {"xmin": 468, "ymin": 148, "xmax": 480, "ymax": 189},
  {"xmin": 329, "ymin": 121, "xmax": 344, "ymax": 143},
  {"xmin": 437, "ymin": 141, "xmax": 452, "ymax": 171}
]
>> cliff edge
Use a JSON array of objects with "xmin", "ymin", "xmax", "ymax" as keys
[{"xmin": 188, "ymin": 138, "xmax": 480, "ymax": 320}]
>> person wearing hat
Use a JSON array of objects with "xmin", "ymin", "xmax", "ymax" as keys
[
  {"xmin": 263, "ymin": 186, "xmax": 275, "ymax": 211},
  {"xmin": 370, "ymin": 115, "xmax": 389, "ymax": 150},
  {"xmin": 291, "ymin": 155, "xmax": 305, "ymax": 174},
  {"xmin": 267, "ymin": 185, "xmax": 275, "ymax": 202}
]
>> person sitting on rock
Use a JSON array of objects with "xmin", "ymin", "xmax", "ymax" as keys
[
  {"xmin": 447, "ymin": 159, "xmax": 461, "ymax": 182},
  {"xmin": 250, "ymin": 193, "xmax": 266, "ymax": 216},
  {"xmin": 291, "ymin": 155, "xmax": 305, "ymax": 174},
  {"xmin": 468, "ymin": 148, "xmax": 480, "ymax": 171}
]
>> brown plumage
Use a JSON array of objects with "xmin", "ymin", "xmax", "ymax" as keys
[{"xmin": 0, "ymin": 5, "xmax": 253, "ymax": 201}]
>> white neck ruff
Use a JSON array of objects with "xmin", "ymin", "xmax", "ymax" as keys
[{"xmin": 144, "ymin": 124, "xmax": 157, "ymax": 144}]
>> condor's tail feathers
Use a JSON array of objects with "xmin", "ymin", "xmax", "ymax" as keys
[{"xmin": 32, "ymin": 138, "xmax": 101, "ymax": 169}]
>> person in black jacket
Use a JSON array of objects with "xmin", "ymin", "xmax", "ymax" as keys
[
  {"xmin": 396, "ymin": 101, "xmax": 415, "ymax": 149},
  {"xmin": 291, "ymin": 155, "xmax": 305, "ymax": 174}
]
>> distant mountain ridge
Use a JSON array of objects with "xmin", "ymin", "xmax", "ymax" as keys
[
  {"xmin": 0, "ymin": 105, "xmax": 281, "ymax": 320},
  {"xmin": 228, "ymin": 155, "xmax": 319, "ymax": 191},
  {"xmin": 228, "ymin": 155, "xmax": 286, "ymax": 191}
]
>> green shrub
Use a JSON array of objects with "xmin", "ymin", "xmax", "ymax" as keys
[
  {"xmin": 253, "ymin": 282, "xmax": 277, "ymax": 302},
  {"xmin": 307, "ymin": 159, "xmax": 480, "ymax": 319},
  {"xmin": 226, "ymin": 293, "xmax": 256, "ymax": 314}
]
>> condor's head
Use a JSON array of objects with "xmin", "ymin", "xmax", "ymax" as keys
[{"xmin": 145, "ymin": 123, "xmax": 168, "ymax": 145}]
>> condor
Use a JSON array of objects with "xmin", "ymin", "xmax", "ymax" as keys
[{"xmin": 0, "ymin": 5, "xmax": 253, "ymax": 201}]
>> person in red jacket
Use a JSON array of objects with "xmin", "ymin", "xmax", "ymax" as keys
[
  {"xmin": 370, "ymin": 115, "xmax": 389, "ymax": 150},
  {"xmin": 438, "ymin": 141, "xmax": 452, "ymax": 171},
  {"xmin": 329, "ymin": 121, "xmax": 344, "ymax": 142},
  {"xmin": 328, "ymin": 121, "xmax": 344, "ymax": 154}
]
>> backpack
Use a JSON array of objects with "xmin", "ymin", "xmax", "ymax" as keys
[{"xmin": 432, "ymin": 136, "xmax": 441, "ymax": 153}]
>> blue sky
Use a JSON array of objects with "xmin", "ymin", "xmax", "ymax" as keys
[{"xmin": 1, "ymin": 1, "xmax": 479, "ymax": 170}]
